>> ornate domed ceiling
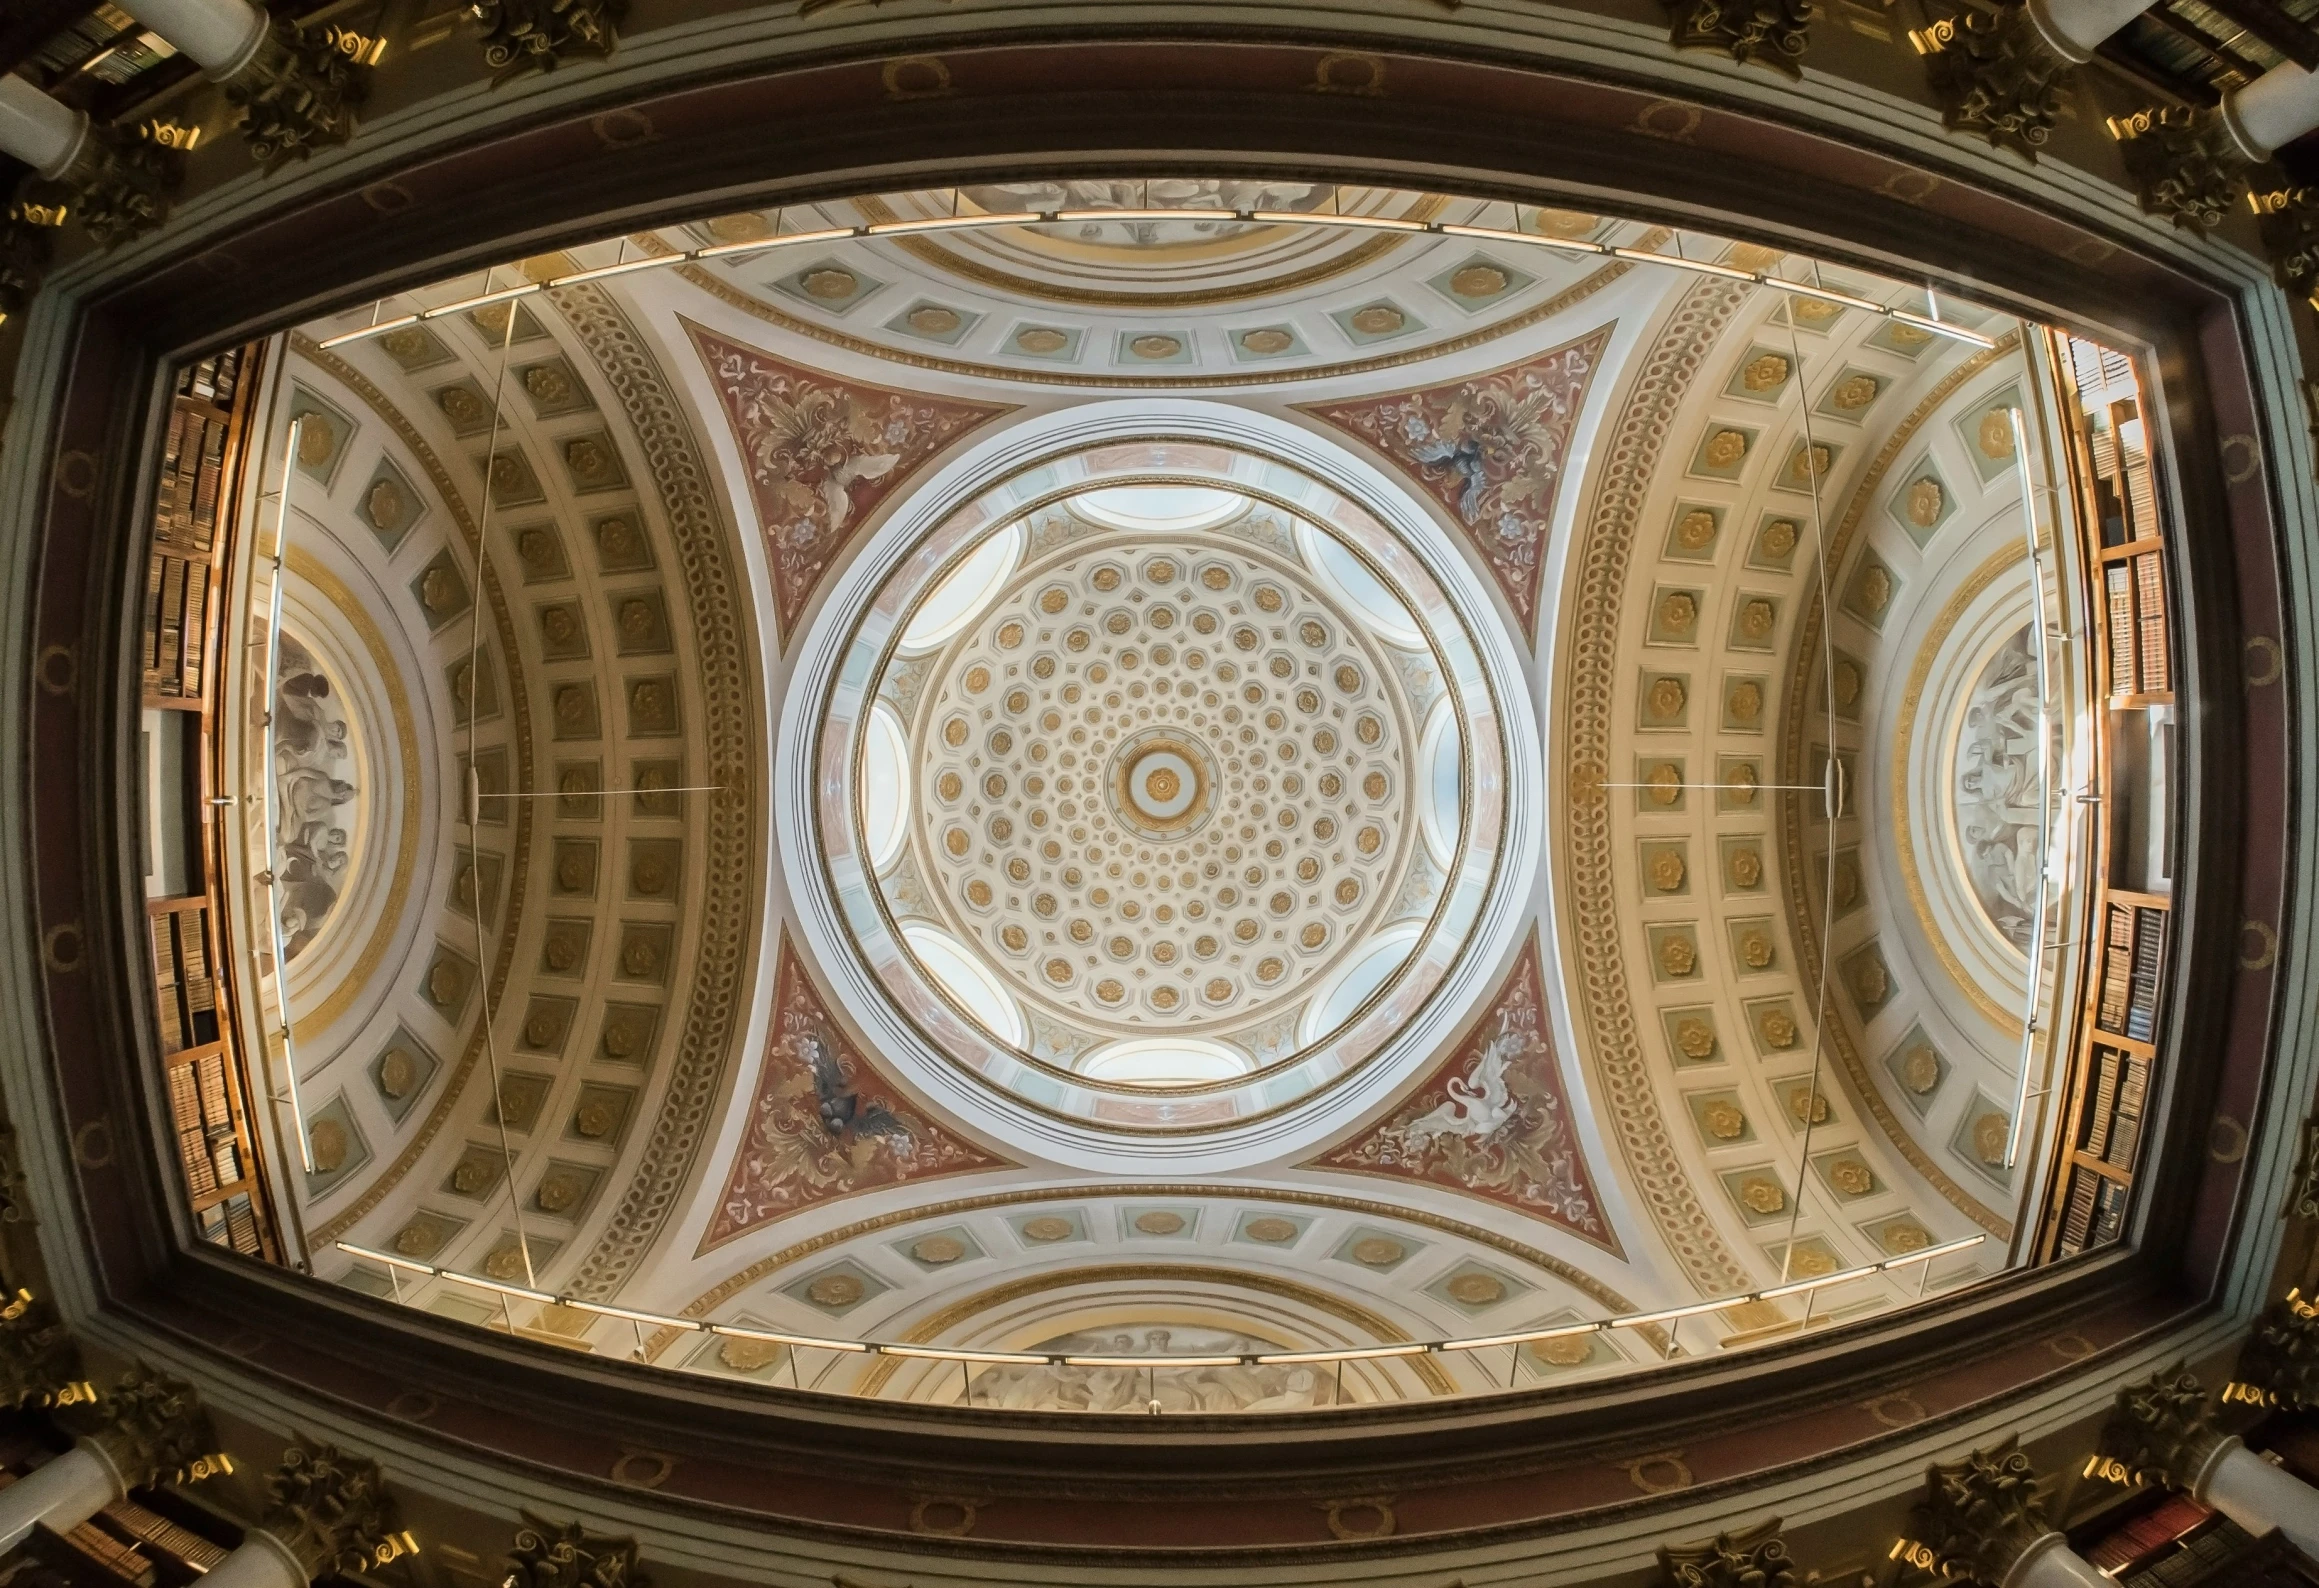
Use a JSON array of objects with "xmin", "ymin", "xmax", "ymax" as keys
[
  {"xmin": 803, "ymin": 431, "xmax": 1526, "ymax": 1156},
  {"xmin": 179, "ymin": 179, "xmax": 2109, "ymax": 1402}
]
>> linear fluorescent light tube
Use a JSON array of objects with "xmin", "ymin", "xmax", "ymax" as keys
[
  {"xmin": 1757, "ymin": 1264, "xmax": 1879, "ymax": 1301},
  {"xmin": 1050, "ymin": 208, "xmax": 1237, "ymax": 223},
  {"xmin": 316, "ymin": 313, "xmax": 418, "ymax": 350},
  {"xmin": 878, "ymin": 1345, "xmax": 1049, "ymax": 1365},
  {"xmin": 338, "ymin": 1241, "xmax": 437, "ymax": 1274},
  {"xmin": 693, "ymin": 225, "xmax": 860, "ymax": 259},
  {"xmin": 1780, "ymin": 280, "xmax": 1884, "ymax": 313},
  {"xmin": 420, "ymin": 283, "xmax": 539, "ymax": 320},
  {"xmin": 1619, "ymin": 1298, "xmax": 1732, "ymax": 1328},
  {"xmin": 1885, "ymin": 1233, "xmax": 1986, "ymax": 1266},
  {"xmin": 1256, "ymin": 211, "xmax": 1428, "ymax": 232},
  {"xmin": 710, "ymin": 1324, "xmax": 867, "ymax": 1354},
  {"xmin": 547, "ymin": 255, "xmax": 668, "ymax": 287},
  {"xmin": 1613, "ymin": 247, "xmax": 1754, "ymax": 281},
  {"xmin": 1254, "ymin": 1343, "xmax": 1429, "ymax": 1364},
  {"xmin": 564, "ymin": 1298, "xmax": 695, "ymax": 1328},
  {"xmin": 1060, "ymin": 1354, "xmax": 1246, "ymax": 1368},
  {"xmin": 1891, "ymin": 310, "xmax": 1997, "ymax": 347},
  {"xmin": 867, "ymin": 213, "xmax": 1041, "ymax": 235},
  {"xmin": 464, "ymin": 1279, "xmax": 558, "ymax": 1306},
  {"xmin": 1439, "ymin": 222, "xmax": 1604, "ymax": 253},
  {"xmin": 1442, "ymin": 1322, "xmax": 1603, "ymax": 1352}
]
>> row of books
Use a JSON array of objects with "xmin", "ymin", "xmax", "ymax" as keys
[
  {"xmin": 2096, "ymin": 903, "xmax": 2166, "ymax": 1042},
  {"xmin": 150, "ymin": 911, "xmax": 218, "ymax": 1057},
  {"xmin": 173, "ymin": 348, "xmax": 244, "ymax": 408},
  {"xmin": 140, "ymin": 550, "xmax": 212, "ymax": 701},
  {"xmin": 174, "ymin": 1127, "xmax": 240, "ymax": 1200},
  {"xmin": 164, "ymin": 1051, "xmax": 233, "ymax": 1134},
  {"xmin": 2057, "ymin": 1166, "xmax": 2133, "ymax": 1255},
  {"xmin": 152, "ymin": 405, "xmax": 230, "ymax": 554},
  {"xmin": 196, "ymin": 1194, "xmax": 262, "ymax": 1256},
  {"xmin": 2103, "ymin": 552, "xmax": 2170, "ymax": 697},
  {"xmin": 2080, "ymin": 1047, "xmax": 2152, "ymax": 1170},
  {"xmin": 2083, "ymin": 1494, "xmax": 2218, "ymax": 1574}
]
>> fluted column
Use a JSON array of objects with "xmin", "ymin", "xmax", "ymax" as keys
[
  {"xmin": 1917, "ymin": 1437, "xmax": 2108, "ymax": 1588},
  {"xmin": 2024, "ymin": 0, "xmax": 2153, "ymax": 58}
]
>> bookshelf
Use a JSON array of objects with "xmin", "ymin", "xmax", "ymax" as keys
[
  {"xmin": 2037, "ymin": 332, "xmax": 2177, "ymax": 1264},
  {"xmin": 138, "ymin": 349, "xmax": 279, "ymax": 1264}
]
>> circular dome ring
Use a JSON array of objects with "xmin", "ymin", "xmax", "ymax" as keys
[{"xmin": 782, "ymin": 401, "xmax": 1541, "ymax": 1173}]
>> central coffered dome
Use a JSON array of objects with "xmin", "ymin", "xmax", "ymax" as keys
[
  {"xmin": 906, "ymin": 514, "xmax": 1421, "ymax": 1043},
  {"xmin": 799, "ymin": 422, "xmax": 1532, "ymax": 1157}
]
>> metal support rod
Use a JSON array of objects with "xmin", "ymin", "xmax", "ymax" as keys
[{"xmin": 259, "ymin": 418, "xmax": 315, "ymax": 1173}]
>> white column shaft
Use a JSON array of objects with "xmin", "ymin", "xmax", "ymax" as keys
[
  {"xmin": 2195, "ymin": 1441, "xmax": 2319, "ymax": 1559},
  {"xmin": 0, "ymin": 1444, "xmax": 126, "ymax": 1552},
  {"xmin": 2025, "ymin": 0, "xmax": 2156, "ymax": 60},
  {"xmin": 2002, "ymin": 1533, "xmax": 2113, "ymax": 1588},
  {"xmin": 111, "ymin": 0, "xmax": 268, "ymax": 76},
  {"xmin": 202, "ymin": 1529, "xmax": 307, "ymax": 1588},
  {"xmin": 2226, "ymin": 62, "xmax": 2319, "ymax": 158},
  {"xmin": 0, "ymin": 76, "xmax": 90, "ymax": 180}
]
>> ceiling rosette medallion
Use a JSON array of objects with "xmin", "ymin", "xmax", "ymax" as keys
[
  {"xmin": 1296, "ymin": 325, "xmax": 1611, "ymax": 638},
  {"xmin": 686, "ymin": 320, "xmax": 1013, "ymax": 645},
  {"xmin": 1308, "ymin": 934, "xmax": 1621, "ymax": 1255},
  {"xmin": 701, "ymin": 934, "xmax": 1010, "ymax": 1253}
]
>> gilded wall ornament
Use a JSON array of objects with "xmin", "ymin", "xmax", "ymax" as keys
[
  {"xmin": 0, "ymin": 210, "xmax": 58, "ymax": 321},
  {"xmin": 1659, "ymin": 1516, "xmax": 1798, "ymax": 1588},
  {"xmin": 509, "ymin": 1514, "xmax": 648, "ymax": 1588},
  {"xmin": 472, "ymin": 0, "xmax": 629, "ymax": 82},
  {"xmin": 2098, "ymin": 1365, "xmax": 2227, "ymax": 1487},
  {"xmin": 0, "ymin": 1296, "xmax": 77, "ymax": 1408},
  {"xmin": 72, "ymin": 1364, "xmax": 214, "ymax": 1486},
  {"xmin": 1915, "ymin": 6, "xmax": 2077, "ymax": 160},
  {"xmin": 2112, "ymin": 107, "xmax": 2251, "ymax": 233},
  {"xmin": 1665, "ymin": 0, "xmax": 1814, "ymax": 76},
  {"xmin": 39, "ymin": 129, "xmax": 181, "ymax": 249},
  {"xmin": 2233, "ymin": 1290, "xmax": 2319, "ymax": 1409},
  {"xmin": 1915, "ymin": 1436, "xmax": 2052, "ymax": 1583},
  {"xmin": 2253, "ymin": 187, "xmax": 2319, "ymax": 308},
  {"xmin": 510, "ymin": 1502, "xmax": 649, "ymax": 1585},
  {"xmin": 261, "ymin": 1441, "xmax": 404, "ymax": 1577},
  {"xmin": 223, "ymin": 22, "xmax": 371, "ymax": 169}
]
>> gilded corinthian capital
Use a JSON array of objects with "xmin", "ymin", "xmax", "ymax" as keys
[
  {"xmin": 1914, "ymin": 5, "xmax": 2079, "ymax": 160},
  {"xmin": 0, "ymin": 1295, "xmax": 78, "ymax": 1409},
  {"xmin": 67, "ymin": 1364, "xmax": 213, "ymax": 1487},
  {"xmin": 1663, "ymin": 0, "xmax": 1814, "ymax": 77},
  {"xmin": 2234, "ymin": 1290, "xmax": 2319, "ymax": 1409},
  {"xmin": 2099, "ymin": 1365, "xmax": 2229, "ymax": 1487},
  {"xmin": 2112, "ymin": 106, "xmax": 2254, "ymax": 232},
  {"xmin": 1915, "ymin": 1437, "xmax": 2054, "ymax": 1584},
  {"xmin": 261, "ymin": 1441, "xmax": 405, "ymax": 1578},
  {"xmin": 220, "ymin": 21, "xmax": 372, "ymax": 170},
  {"xmin": 507, "ymin": 1513, "xmax": 650, "ymax": 1588},
  {"xmin": 1658, "ymin": 1517, "xmax": 1799, "ymax": 1588}
]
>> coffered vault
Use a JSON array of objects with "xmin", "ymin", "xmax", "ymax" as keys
[{"xmin": 154, "ymin": 183, "xmax": 2095, "ymax": 1404}]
